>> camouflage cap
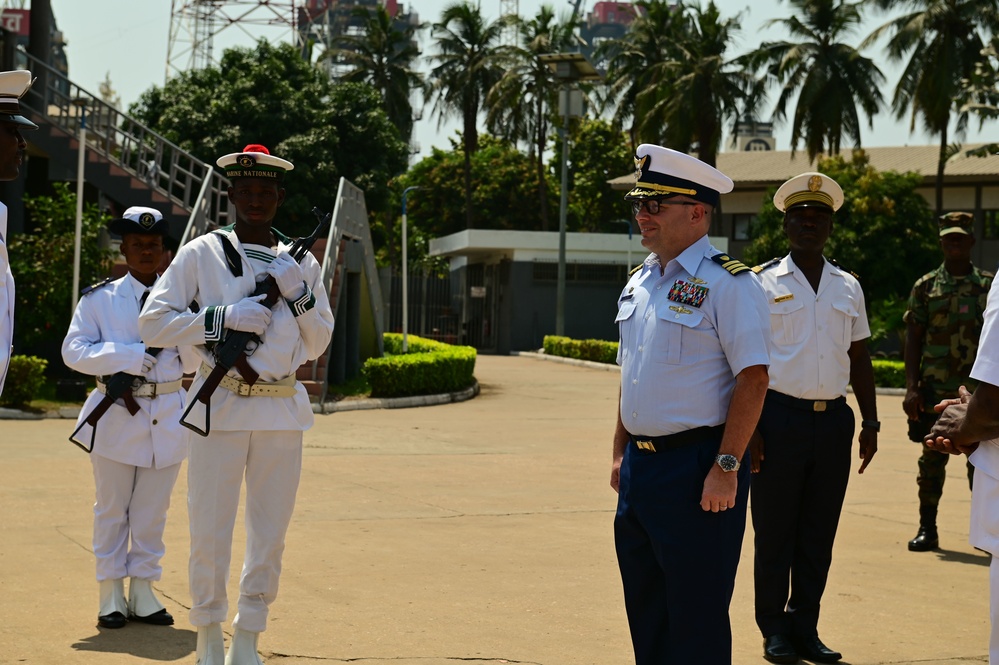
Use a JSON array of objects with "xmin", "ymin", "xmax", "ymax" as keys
[{"xmin": 939, "ymin": 211, "xmax": 974, "ymax": 237}]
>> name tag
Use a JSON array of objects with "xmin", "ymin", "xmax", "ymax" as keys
[{"xmin": 774, "ymin": 293, "xmax": 794, "ymax": 303}]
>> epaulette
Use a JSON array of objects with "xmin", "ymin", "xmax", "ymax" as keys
[
  {"xmin": 628, "ymin": 263, "xmax": 644, "ymax": 277},
  {"xmin": 80, "ymin": 276, "xmax": 112, "ymax": 297},
  {"xmin": 828, "ymin": 258, "xmax": 859, "ymax": 280},
  {"xmin": 711, "ymin": 253, "xmax": 752, "ymax": 276},
  {"xmin": 752, "ymin": 257, "xmax": 782, "ymax": 274}
]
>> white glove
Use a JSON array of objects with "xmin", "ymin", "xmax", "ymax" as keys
[
  {"xmin": 140, "ymin": 353, "xmax": 158, "ymax": 375},
  {"xmin": 224, "ymin": 294, "xmax": 272, "ymax": 335},
  {"xmin": 266, "ymin": 252, "xmax": 307, "ymax": 300}
]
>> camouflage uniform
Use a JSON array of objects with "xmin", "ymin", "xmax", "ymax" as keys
[{"xmin": 904, "ymin": 262, "xmax": 993, "ymax": 524}]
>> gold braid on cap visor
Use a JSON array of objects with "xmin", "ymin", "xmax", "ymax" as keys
[
  {"xmin": 784, "ymin": 190, "xmax": 834, "ymax": 209},
  {"xmin": 632, "ymin": 181, "xmax": 698, "ymax": 196}
]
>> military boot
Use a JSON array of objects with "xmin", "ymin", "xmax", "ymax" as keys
[{"xmin": 908, "ymin": 505, "xmax": 939, "ymax": 551}]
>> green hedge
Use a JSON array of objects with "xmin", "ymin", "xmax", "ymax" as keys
[
  {"xmin": 0, "ymin": 355, "xmax": 48, "ymax": 408},
  {"xmin": 542, "ymin": 335, "xmax": 908, "ymax": 389},
  {"xmin": 362, "ymin": 333, "xmax": 477, "ymax": 398},
  {"xmin": 872, "ymin": 359, "xmax": 904, "ymax": 389},
  {"xmin": 543, "ymin": 335, "xmax": 618, "ymax": 364}
]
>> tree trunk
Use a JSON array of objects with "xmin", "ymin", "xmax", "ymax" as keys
[
  {"xmin": 935, "ymin": 124, "xmax": 947, "ymax": 217},
  {"xmin": 536, "ymin": 106, "xmax": 549, "ymax": 232}
]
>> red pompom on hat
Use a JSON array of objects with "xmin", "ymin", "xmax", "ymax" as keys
[{"xmin": 241, "ymin": 144, "xmax": 270, "ymax": 154}]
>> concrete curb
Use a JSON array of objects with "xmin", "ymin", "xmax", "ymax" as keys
[
  {"xmin": 512, "ymin": 350, "xmax": 908, "ymax": 395},
  {"xmin": 314, "ymin": 380, "xmax": 480, "ymax": 414}
]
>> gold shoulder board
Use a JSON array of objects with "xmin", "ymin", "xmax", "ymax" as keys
[{"xmin": 711, "ymin": 253, "xmax": 751, "ymax": 276}]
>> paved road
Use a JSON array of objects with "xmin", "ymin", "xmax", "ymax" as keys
[{"xmin": 0, "ymin": 355, "xmax": 988, "ymax": 664}]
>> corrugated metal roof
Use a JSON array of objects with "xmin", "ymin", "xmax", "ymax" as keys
[{"xmin": 608, "ymin": 144, "xmax": 999, "ymax": 189}]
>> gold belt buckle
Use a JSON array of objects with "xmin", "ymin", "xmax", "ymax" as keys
[
  {"xmin": 237, "ymin": 382, "xmax": 252, "ymax": 397},
  {"xmin": 635, "ymin": 439, "xmax": 657, "ymax": 453},
  {"xmin": 813, "ymin": 400, "xmax": 827, "ymax": 412}
]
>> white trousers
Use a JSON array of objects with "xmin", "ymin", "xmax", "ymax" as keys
[
  {"xmin": 90, "ymin": 454, "xmax": 182, "ymax": 581},
  {"xmin": 188, "ymin": 429, "xmax": 302, "ymax": 632}
]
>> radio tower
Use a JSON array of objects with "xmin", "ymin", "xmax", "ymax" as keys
[
  {"xmin": 167, "ymin": 0, "xmax": 300, "ymax": 80},
  {"xmin": 499, "ymin": 0, "xmax": 518, "ymax": 47}
]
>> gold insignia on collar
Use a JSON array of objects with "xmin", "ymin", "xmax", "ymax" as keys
[
  {"xmin": 628, "ymin": 286, "xmax": 634, "ymax": 293},
  {"xmin": 669, "ymin": 305, "xmax": 692, "ymax": 315},
  {"xmin": 808, "ymin": 175, "xmax": 822, "ymax": 192},
  {"xmin": 687, "ymin": 276, "xmax": 707, "ymax": 284}
]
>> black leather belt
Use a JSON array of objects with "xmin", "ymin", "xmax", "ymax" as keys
[
  {"xmin": 629, "ymin": 424, "xmax": 725, "ymax": 454},
  {"xmin": 767, "ymin": 390, "xmax": 846, "ymax": 413}
]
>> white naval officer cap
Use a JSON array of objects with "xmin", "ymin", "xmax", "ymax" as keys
[
  {"xmin": 0, "ymin": 69, "xmax": 38, "ymax": 130},
  {"xmin": 216, "ymin": 143, "xmax": 294, "ymax": 181},
  {"xmin": 624, "ymin": 144, "xmax": 733, "ymax": 208},
  {"xmin": 773, "ymin": 172, "xmax": 844, "ymax": 213}
]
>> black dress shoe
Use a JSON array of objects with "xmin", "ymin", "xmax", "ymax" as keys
[
  {"xmin": 130, "ymin": 608, "xmax": 174, "ymax": 625},
  {"xmin": 794, "ymin": 635, "xmax": 842, "ymax": 663},
  {"xmin": 908, "ymin": 526, "xmax": 939, "ymax": 551},
  {"xmin": 763, "ymin": 634, "xmax": 799, "ymax": 664},
  {"xmin": 97, "ymin": 611, "xmax": 127, "ymax": 629}
]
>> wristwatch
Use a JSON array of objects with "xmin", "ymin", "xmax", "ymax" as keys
[
  {"xmin": 715, "ymin": 454, "xmax": 740, "ymax": 472},
  {"xmin": 862, "ymin": 419, "xmax": 881, "ymax": 432}
]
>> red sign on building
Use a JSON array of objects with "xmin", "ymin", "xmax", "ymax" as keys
[{"xmin": 1, "ymin": 9, "xmax": 30, "ymax": 37}]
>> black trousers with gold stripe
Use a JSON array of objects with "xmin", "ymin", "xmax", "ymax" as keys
[
  {"xmin": 750, "ymin": 392, "xmax": 854, "ymax": 640},
  {"xmin": 614, "ymin": 430, "xmax": 749, "ymax": 665}
]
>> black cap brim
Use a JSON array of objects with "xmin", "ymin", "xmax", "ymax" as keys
[{"xmin": 0, "ymin": 113, "xmax": 37, "ymax": 130}]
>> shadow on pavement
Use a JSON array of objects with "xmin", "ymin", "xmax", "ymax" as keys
[
  {"xmin": 71, "ymin": 625, "xmax": 195, "ymax": 660},
  {"xmin": 935, "ymin": 547, "xmax": 991, "ymax": 567}
]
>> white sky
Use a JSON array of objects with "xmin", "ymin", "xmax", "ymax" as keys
[{"xmin": 48, "ymin": 0, "xmax": 997, "ymax": 160}]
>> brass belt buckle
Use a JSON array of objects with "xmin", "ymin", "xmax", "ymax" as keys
[
  {"xmin": 635, "ymin": 439, "xmax": 657, "ymax": 453},
  {"xmin": 813, "ymin": 400, "xmax": 827, "ymax": 412},
  {"xmin": 237, "ymin": 382, "xmax": 252, "ymax": 397}
]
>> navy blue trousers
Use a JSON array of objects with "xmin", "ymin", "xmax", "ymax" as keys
[
  {"xmin": 750, "ymin": 393, "xmax": 854, "ymax": 639},
  {"xmin": 615, "ymin": 433, "xmax": 750, "ymax": 665}
]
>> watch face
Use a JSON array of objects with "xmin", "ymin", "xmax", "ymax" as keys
[{"xmin": 717, "ymin": 454, "xmax": 738, "ymax": 472}]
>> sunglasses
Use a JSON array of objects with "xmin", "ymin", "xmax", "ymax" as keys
[{"xmin": 631, "ymin": 199, "xmax": 699, "ymax": 216}]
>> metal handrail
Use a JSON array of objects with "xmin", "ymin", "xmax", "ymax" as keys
[{"xmin": 18, "ymin": 50, "xmax": 230, "ymax": 238}]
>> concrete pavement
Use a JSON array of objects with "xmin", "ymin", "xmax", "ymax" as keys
[{"xmin": 0, "ymin": 354, "xmax": 989, "ymax": 664}]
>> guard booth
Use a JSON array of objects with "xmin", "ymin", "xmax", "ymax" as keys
[{"xmin": 429, "ymin": 230, "xmax": 731, "ymax": 353}]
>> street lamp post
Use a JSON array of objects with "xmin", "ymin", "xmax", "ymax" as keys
[
  {"xmin": 401, "ymin": 186, "xmax": 419, "ymax": 353},
  {"xmin": 539, "ymin": 53, "xmax": 600, "ymax": 337},
  {"xmin": 71, "ymin": 98, "xmax": 87, "ymax": 316}
]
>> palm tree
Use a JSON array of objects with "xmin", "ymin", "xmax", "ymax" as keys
[
  {"xmin": 864, "ymin": 0, "xmax": 999, "ymax": 214},
  {"xmin": 485, "ymin": 5, "xmax": 576, "ymax": 230},
  {"xmin": 745, "ymin": 0, "xmax": 885, "ymax": 161},
  {"xmin": 429, "ymin": 2, "xmax": 506, "ymax": 228},
  {"xmin": 322, "ymin": 5, "xmax": 425, "ymax": 146},
  {"xmin": 599, "ymin": 1, "xmax": 755, "ymax": 167}
]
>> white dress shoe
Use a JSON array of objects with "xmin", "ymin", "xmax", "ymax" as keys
[
  {"xmin": 196, "ymin": 623, "xmax": 225, "ymax": 665},
  {"xmin": 225, "ymin": 627, "xmax": 264, "ymax": 665}
]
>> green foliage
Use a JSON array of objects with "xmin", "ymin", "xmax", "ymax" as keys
[
  {"xmin": 867, "ymin": 296, "xmax": 908, "ymax": 349},
  {"xmin": 129, "ymin": 40, "xmax": 409, "ymax": 235},
  {"xmin": 560, "ymin": 118, "xmax": 635, "ymax": 233},
  {"xmin": 742, "ymin": 151, "xmax": 938, "ymax": 307},
  {"xmin": 363, "ymin": 333, "xmax": 477, "ymax": 397},
  {"xmin": 0, "ymin": 355, "xmax": 48, "ymax": 408},
  {"xmin": 543, "ymin": 335, "xmax": 618, "ymax": 364},
  {"xmin": 399, "ymin": 135, "xmax": 557, "ymax": 238},
  {"xmin": 872, "ymin": 359, "xmax": 905, "ymax": 389},
  {"xmin": 8, "ymin": 183, "xmax": 114, "ymax": 354}
]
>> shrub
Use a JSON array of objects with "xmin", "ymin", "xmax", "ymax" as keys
[
  {"xmin": 362, "ymin": 333, "xmax": 477, "ymax": 398},
  {"xmin": 543, "ymin": 335, "xmax": 617, "ymax": 364},
  {"xmin": 0, "ymin": 355, "xmax": 49, "ymax": 408},
  {"xmin": 872, "ymin": 359, "xmax": 904, "ymax": 389}
]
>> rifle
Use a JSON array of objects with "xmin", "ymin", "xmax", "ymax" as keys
[
  {"xmin": 180, "ymin": 206, "xmax": 333, "ymax": 437},
  {"xmin": 69, "ymin": 347, "xmax": 162, "ymax": 453}
]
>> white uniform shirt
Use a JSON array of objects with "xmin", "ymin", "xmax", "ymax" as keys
[
  {"xmin": 0, "ymin": 202, "xmax": 13, "ymax": 396},
  {"xmin": 616, "ymin": 235, "xmax": 771, "ymax": 436},
  {"xmin": 138, "ymin": 228, "xmax": 335, "ymax": 432},
  {"xmin": 757, "ymin": 255, "xmax": 870, "ymax": 400},
  {"xmin": 968, "ymin": 279, "xmax": 999, "ymax": 479},
  {"xmin": 62, "ymin": 273, "xmax": 198, "ymax": 468}
]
